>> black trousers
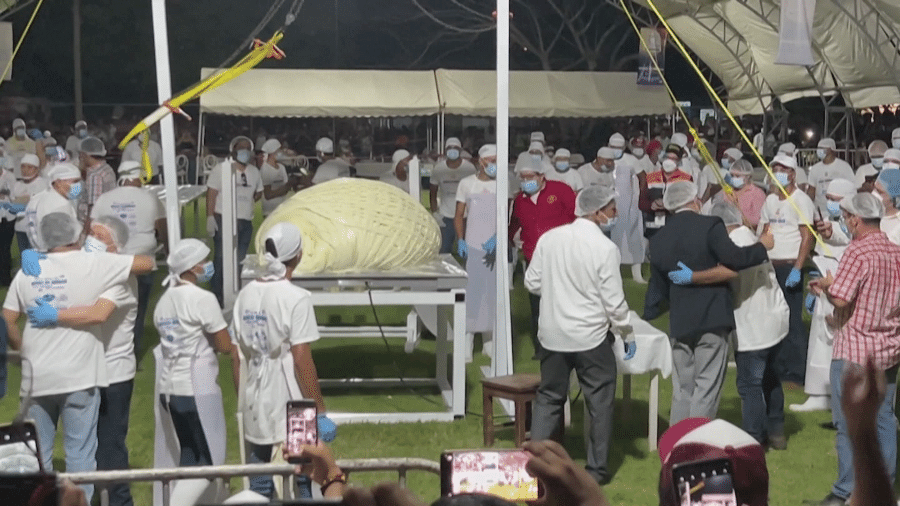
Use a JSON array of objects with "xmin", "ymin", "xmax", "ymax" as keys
[{"xmin": 0, "ymin": 219, "xmax": 15, "ymax": 285}]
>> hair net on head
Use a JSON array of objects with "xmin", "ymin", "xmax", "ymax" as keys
[
  {"xmin": 92, "ymin": 215, "xmax": 130, "ymax": 251},
  {"xmin": 165, "ymin": 238, "xmax": 210, "ymax": 286},
  {"xmin": 723, "ymin": 147, "xmax": 743, "ymax": 161},
  {"xmin": 663, "ymin": 181, "xmax": 698, "ymax": 211},
  {"xmin": 20, "ymin": 153, "xmax": 39, "ymax": 167},
  {"xmin": 12, "ymin": 118, "xmax": 24, "ymax": 129},
  {"xmin": 876, "ymin": 169, "xmax": 900, "ymax": 199},
  {"xmin": 258, "ymin": 222, "xmax": 303, "ymax": 279},
  {"xmin": 530, "ymin": 131, "xmax": 545, "ymax": 143},
  {"xmin": 553, "ymin": 148, "xmax": 571, "ymax": 159},
  {"xmin": 575, "ymin": 185, "xmax": 615, "ymax": 217},
  {"xmin": 709, "ymin": 202, "xmax": 743, "ymax": 227},
  {"xmin": 479, "ymin": 144, "xmax": 497, "ymax": 159},
  {"xmin": 818, "ymin": 138, "xmax": 836, "ymax": 150},
  {"xmin": 75, "ymin": 120, "xmax": 87, "ymax": 128},
  {"xmin": 315, "ymin": 137, "xmax": 334, "ymax": 154},
  {"xmin": 841, "ymin": 192, "xmax": 884, "ymax": 219},
  {"xmin": 41, "ymin": 212, "xmax": 79, "ymax": 251},
  {"xmin": 445, "ymin": 137, "xmax": 462, "ymax": 148},
  {"xmin": 392, "ymin": 149, "xmax": 410, "ymax": 168},
  {"xmin": 868, "ymin": 140, "xmax": 888, "ymax": 157},
  {"xmin": 79, "ymin": 136, "xmax": 107, "ymax": 157},
  {"xmin": 117, "ymin": 161, "xmax": 142, "ymax": 183},
  {"xmin": 229, "ymin": 135, "xmax": 254, "ymax": 153},
  {"xmin": 528, "ymin": 141, "xmax": 544, "ymax": 152},
  {"xmin": 597, "ymin": 147, "xmax": 616, "ymax": 160},
  {"xmin": 826, "ymin": 178, "xmax": 857, "ymax": 199},
  {"xmin": 883, "ymin": 148, "xmax": 900, "ymax": 163},
  {"xmin": 261, "ymin": 139, "xmax": 281, "ymax": 154},
  {"xmin": 670, "ymin": 132, "xmax": 688, "ymax": 148},
  {"xmin": 608, "ymin": 133, "xmax": 626, "ymax": 148},
  {"xmin": 777, "ymin": 142, "xmax": 796, "ymax": 156},
  {"xmin": 731, "ymin": 159, "xmax": 753, "ymax": 175},
  {"xmin": 48, "ymin": 163, "xmax": 81, "ymax": 182}
]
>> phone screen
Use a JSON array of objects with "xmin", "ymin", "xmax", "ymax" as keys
[
  {"xmin": 441, "ymin": 450, "xmax": 540, "ymax": 501},
  {"xmin": 671, "ymin": 458, "xmax": 737, "ymax": 506},
  {"xmin": 0, "ymin": 421, "xmax": 57, "ymax": 506},
  {"xmin": 0, "ymin": 422, "xmax": 41, "ymax": 474},
  {"xmin": 286, "ymin": 401, "xmax": 317, "ymax": 463}
]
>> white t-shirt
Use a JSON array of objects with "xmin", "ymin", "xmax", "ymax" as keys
[
  {"xmin": 881, "ymin": 212, "xmax": 900, "ymax": 246},
  {"xmin": 760, "ymin": 189, "xmax": 816, "ymax": 261},
  {"xmin": 65, "ymin": 135, "xmax": 82, "ymax": 159},
  {"xmin": 634, "ymin": 154, "xmax": 656, "ymax": 175},
  {"xmin": 24, "ymin": 189, "xmax": 80, "ymax": 252},
  {"xmin": 431, "ymin": 160, "xmax": 477, "ymax": 218},
  {"xmin": 619, "ymin": 153, "xmax": 644, "ymax": 174},
  {"xmin": 702, "ymin": 164, "xmax": 727, "ymax": 192},
  {"xmin": 154, "ymin": 283, "xmax": 228, "ymax": 396},
  {"xmin": 312, "ymin": 158, "xmax": 351, "ymax": 185},
  {"xmin": 260, "ymin": 162, "xmax": 289, "ymax": 216},
  {"xmin": 807, "ymin": 159, "xmax": 854, "ymax": 212},
  {"xmin": 576, "ymin": 163, "xmax": 615, "ymax": 189},
  {"xmin": 121, "ymin": 139, "xmax": 162, "ymax": 177},
  {"xmin": 91, "ymin": 186, "xmax": 165, "ymax": 255},
  {"xmin": 207, "ymin": 162, "xmax": 263, "ymax": 221},
  {"xmin": 0, "ymin": 169, "xmax": 17, "ymax": 221},
  {"xmin": 456, "ymin": 175, "xmax": 497, "ymax": 246},
  {"xmin": 2, "ymin": 251, "xmax": 133, "ymax": 397},
  {"xmin": 380, "ymin": 173, "xmax": 410, "ymax": 193},
  {"xmin": 99, "ymin": 277, "xmax": 138, "ymax": 384},
  {"xmin": 12, "ymin": 177, "xmax": 49, "ymax": 232},
  {"xmin": 231, "ymin": 280, "xmax": 320, "ymax": 444},
  {"xmin": 544, "ymin": 168, "xmax": 584, "ymax": 192}
]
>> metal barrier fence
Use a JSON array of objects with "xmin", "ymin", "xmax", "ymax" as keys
[{"xmin": 60, "ymin": 458, "xmax": 440, "ymax": 506}]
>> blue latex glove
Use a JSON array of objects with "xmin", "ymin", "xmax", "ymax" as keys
[
  {"xmin": 786, "ymin": 267, "xmax": 802, "ymax": 288},
  {"xmin": 482, "ymin": 235, "xmax": 497, "ymax": 255},
  {"xmin": 21, "ymin": 249, "xmax": 46, "ymax": 277},
  {"xmin": 317, "ymin": 413, "xmax": 337, "ymax": 443},
  {"xmin": 27, "ymin": 129, "xmax": 43, "ymax": 141},
  {"xmin": 3, "ymin": 203, "xmax": 24, "ymax": 214},
  {"xmin": 667, "ymin": 261, "xmax": 693, "ymax": 285},
  {"xmin": 805, "ymin": 293, "xmax": 817, "ymax": 314},
  {"xmin": 623, "ymin": 341, "xmax": 636, "ymax": 360},
  {"xmin": 457, "ymin": 239, "xmax": 468, "ymax": 259},
  {"xmin": 26, "ymin": 296, "xmax": 57, "ymax": 328}
]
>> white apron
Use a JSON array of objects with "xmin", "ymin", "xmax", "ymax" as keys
[
  {"xmin": 610, "ymin": 162, "xmax": 645, "ymax": 265},
  {"xmin": 806, "ymin": 255, "xmax": 839, "ymax": 396},
  {"xmin": 465, "ymin": 191, "xmax": 497, "ymax": 334},
  {"xmin": 153, "ymin": 345, "xmax": 227, "ymax": 506}
]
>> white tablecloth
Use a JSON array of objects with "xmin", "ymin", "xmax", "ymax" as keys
[{"xmin": 612, "ymin": 311, "xmax": 673, "ymax": 378}]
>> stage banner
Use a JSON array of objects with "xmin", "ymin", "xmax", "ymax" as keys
[
  {"xmin": 637, "ymin": 27, "xmax": 667, "ymax": 86},
  {"xmin": 776, "ymin": 0, "xmax": 816, "ymax": 66}
]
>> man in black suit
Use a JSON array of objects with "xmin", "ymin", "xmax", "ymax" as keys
[{"xmin": 644, "ymin": 181, "xmax": 773, "ymax": 424}]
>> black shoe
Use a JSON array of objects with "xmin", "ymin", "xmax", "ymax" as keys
[
  {"xmin": 816, "ymin": 492, "xmax": 847, "ymax": 506},
  {"xmin": 767, "ymin": 435, "xmax": 787, "ymax": 450},
  {"xmin": 820, "ymin": 421, "xmax": 837, "ymax": 431}
]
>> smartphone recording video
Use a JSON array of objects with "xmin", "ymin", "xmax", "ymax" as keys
[
  {"xmin": 0, "ymin": 421, "xmax": 57, "ymax": 506},
  {"xmin": 286, "ymin": 401, "xmax": 317, "ymax": 464},
  {"xmin": 440, "ymin": 450, "xmax": 541, "ymax": 501},
  {"xmin": 671, "ymin": 458, "xmax": 737, "ymax": 506}
]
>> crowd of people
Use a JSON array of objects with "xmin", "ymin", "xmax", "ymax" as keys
[{"xmin": 0, "ymin": 110, "xmax": 899, "ymax": 506}]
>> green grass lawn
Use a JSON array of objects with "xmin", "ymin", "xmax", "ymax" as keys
[{"xmin": 0, "ymin": 200, "xmax": 859, "ymax": 505}]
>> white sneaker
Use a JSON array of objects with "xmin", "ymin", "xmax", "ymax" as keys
[{"xmin": 789, "ymin": 395, "xmax": 830, "ymax": 412}]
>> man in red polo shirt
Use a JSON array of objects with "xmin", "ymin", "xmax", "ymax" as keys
[{"xmin": 509, "ymin": 159, "xmax": 576, "ymax": 357}]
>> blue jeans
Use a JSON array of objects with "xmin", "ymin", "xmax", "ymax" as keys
[
  {"xmin": 29, "ymin": 388, "xmax": 101, "ymax": 502},
  {"xmin": 159, "ymin": 395, "xmax": 212, "ymax": 467},
  {"xmin": 439, "ymin": 216, "xmax": 456, "ymax": 254},
  {"xmin": 735, "ymin": 342, "xmax": 784, "ymax": 444},
  {"xmin": 97, "ymin": 380, "xmax": 134, "ymax": 506},
  {"xmin": 830, "ymin": 360, "xmax": 899, "ymax": 499},
  {"xmin": 247, "ymin": 443, "xmax": 312, "ymax": 499},
  {"xmin": 133, "ymin": 272, "xmax": 155, "ymax": 357},
  {"xmin": 212, "ymin": 214, "xmax": 253, "ymax": 307}
]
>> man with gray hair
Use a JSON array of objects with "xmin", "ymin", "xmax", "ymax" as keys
[
  {"xmin": 644, "ymin": 181, "xmax": 773, "ymax": 424},
  {"xmin": 525, "ymin": 184, "xmax": 635, "ymax": 485},
  {"xmin": 1, "ymin": 212, "xmax": 153, "ymax": 502}
]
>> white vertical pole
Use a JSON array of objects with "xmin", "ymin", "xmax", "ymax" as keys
[
  {"xmin": 493, "ymin": 0, "xmax": 513, "ymax": 385},
  {"xmin": 151, "ymin": 0, "xmax": 181, "ymax": 248}
]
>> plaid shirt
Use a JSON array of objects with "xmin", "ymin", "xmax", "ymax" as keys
[
  {"xmin": 830, "ymin": 231, "xmax": 900, "ymax": 369},
  {"xmin": 79, "ymin": 162, "xmax": 116, "ymax": 219}
]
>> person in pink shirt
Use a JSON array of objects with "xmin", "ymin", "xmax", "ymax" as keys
[{"xmin": 708, "ymin": 159, "xmax": 766, "ymax": 229}]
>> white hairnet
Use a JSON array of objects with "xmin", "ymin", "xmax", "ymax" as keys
[
  {"xmin": 663, "ymin": 181, "xmax": 698, "ymax": 211},
  {"xmin": 826, "ymin": 178, "xmax": 856, "ymax": 199},
  {"xmin": 731, "ymin": 159, "xmax": 753, "ymax": 175},
  {"xmin": 818, "ymin": 138, "xmax": 836, "ymax": 150},
  {"xmin": 553, "ymin": 148, "xmax": 571, "ymax": 159},
  {"xmin": 608, "ymin": 133, "xmax": 626, "ymax": 148},
  {"xmin": 723, "ymin": 148, "xmax": 743, "ymax": 161},
  {"xmin": 79, "ymin": 136, "xmax": 107, "ymax": 157},
  {"xmin": 315, "ymin": 137, "xmax": 334, "ymax": 154},
  {"xmin": 841, "ymin": 192, "xmax": 884, "ymax": 219},
  {"xmin": 92, "ymin": 215, "xmax": 130, "ymax": 250},
  {"xmin": 445, "ymin": 137, "xmax": 461, "ymax": 148},
  {"xmin": 597, "ymin": 147, "xmax": 616, "ymax": 160},
  {"xmin": 48, "ymin": 163, "xmax": 81, "ymax": 182},
  {"xmin": 479, "ymin": 144, "xmax": 497, "ymax": 158},
  {"xmin": 868, "ymin": 140, "xmax": 888, "ymax": 157},
  {"xmin": 20, "ymin": 153, "xmax": 39, "ymax": 167},
  {"xmin": 117, "ymin": 161, "xmax": 142, "ymax": 182},
  {"xmin": 528, "ymin": 141, "xmax": 544, "ymax": 152},
  {"xmin": 258, "ymin": 222, "xmax": 303, "ymax": 279},
  {"xmin": 670, "ymin": 132, "xmax": 688, "ymax": 148},
  {"xmin": 229, "ymin": 135, "xmax": 254, "ymax": 152},
  {"xmin": 777, "ymin": 142, "xmax": 796, "ymax": 156},
  {"xmin": 261, "ymin": 139, "xmax": 281, "ymax": 154},
  {"xmin": 771, "ymin": 154, "xmax": 797, "ymax": 170},
  {"xmin": 575, "ymin": 185, "xmax": 615, "ymax": 217},
  {"xmin": 530, "ymin": 131, "xmax": 545, "ymax": 143},
  {"xmin": 884, "ymin": 148, "xmax": 900, "ymax": 163},
  {"xmin": 12, "ymin": 118, "xmax": 24, "ymax": 129},
  {"xmin": 75, "ymin": 120, "xmax": 86, "ymax": 128},
  {"xmin": 709, "ymin": 202, "xmax": 743, "ymax": 227},
  {"xmin": 893, "ymin": 127, "xmax": 900, "ymax": 140},
  {"xmin": 41, "ymin": 212, "xmax": 79, "ymax": 251},
  {"xmin": 165, "ymin": 238, "xmax": 210, "ymax": 285},
  {"xmin": 392, "ymin": 149, "xmax": 410, "ymax": 167}
]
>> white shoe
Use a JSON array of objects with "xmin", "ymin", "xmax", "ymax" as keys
[
  {"xmin": 789, "ymin": 395, "xmax": 830, "ymax": 412},
  {"xmin": 631, "ymin": 264, "xmax": 648, "ymax": 284}
]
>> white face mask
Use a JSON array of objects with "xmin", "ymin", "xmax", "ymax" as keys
[
  {"xmin": 631, "ymin": 148, "xmax": 644, "ymax": 158},
  {"xmin": 83, "ymin": 235, "xmax": 108, "ymax": 253},
  {"xmin": 662, "ymin": 159, "xmax": 677, "ymax": 173}
]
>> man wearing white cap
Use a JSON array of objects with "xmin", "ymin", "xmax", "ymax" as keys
[
  {"xmin": 760, "ymin": 154, "xmax": 816, "ymax": 388},
  {"xmin": 24, "ymin": 163, "xmax": 82, "ymax": 252},
  {"xmin": 855, "ymin": 140, "xmax": 888, "ymax": 192},
  {"xmin": 702, "ymin": 147, "xmax": 742, "ymax": 202},
  {"xmin": 807, "ymin": 138, "xmax": 854, "ymax": 214},
  {"xmin": 430, "ymin": 137, "xmax": 476, "ymax": 253},
  {"xmin": 515, "ymin": 141, "xmax": 553, "ymax": 176},
  {"xmin": 382, "ymin": 149, "xmax": 412, "ymax": 193},
  {"xmin": 525, "ymin": 184, "xmax": 635, "ymax": 485},
  {"xmin": 811, "ymin": 192, "xmax": 900, "ymax": 506},
  {"xmin": 790, "ymin": 178, "xmax": 855, "ymax": 413},
  {"xmin": 5, "ymin": 118, "xmax": 36, "ymax": 176},
  {"xmin": 775, "ymin": 142, "xmax": 807, "ymax": 191},
  {"xmin": 544, "ymin": 148, "xmax": 583, "ymax": 192},
  {"xmin": 78, "ymin": 136, "xmax": 116, "ymax": 226},
  {"xmin": 259, "ymin": 139, "xmax": 295, "ymax": 217},
  {"xmin": 607, "ymin": 133, "xmax": 646, "ymax": 282},
  {"xmin": 9, "ymin": 153, "xmax": 48, "ymax": 253},
  {"xmin": 65, "ymin": 120, "xmax": 89, "ymax": 161},
  {"xmin": 629, "ymin": 135, "xmax": 656, "ymax": 175},
  {"xmin": 577, "ymin": 147, "xmax": 616, "ymax": 190},
  {"xmin": 639, "ymin": 145, "xmax": 693, "ymax": 239},
  {"xmin": 311, "ymin": 137, "xmax": 351, "ymax": 185},
  {"xmin": 120, "ymin": 131, "xmax": 162, "ymax": 184},
  {"xmin": 669, "ymin": 132, "xmax": 703, "ymax": 197},
  {"xmin": 91, "ymin": 161, "xmax": 167, "ymax": 356}
]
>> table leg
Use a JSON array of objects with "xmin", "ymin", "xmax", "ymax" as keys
[
  {"xmin": 435, "ymin": 304, "xmax": 449, "ymax": 393},
  {"xmin": 514, "ymin": 398, "xmax": 527, "ymax": 447},
  {"xmin": 452, "ymin": 290, "xmax": 466, "ymax": 418},
  {"xmin": 649, "ymin": 372, "xmax": 659, "ymax": 451},
  {"xmin": 483, "ymin": 391, "xmax": 493, "ymax": 446}
]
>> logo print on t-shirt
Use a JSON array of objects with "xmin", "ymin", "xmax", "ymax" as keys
[{"xmin": 547, "ymin": 195, "xmax": 557, "ymax": 204}]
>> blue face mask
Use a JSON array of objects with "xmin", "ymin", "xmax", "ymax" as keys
[
  {"xmin": 816, "ymin": 149, "xmax": 827, "ymax": 160},
  {"xmin": 613, "ymin": 149, "xmax": 624, "ymax": 160},
  {"xmin": 826, "ymin": 200, "xmax": 842, "ymax": 217},
  {"xmin": 599, "ymin": 215, "xmax": 617, "ymax": 232},
  {"xmin": 730, "ymin": 176, "xmax": 744, "ymax": 189},
  {"xmin": 774, "ymin": 172, "xmax": 790, "ymax": 187},
  {"xmin": 531, "ymin": 154, "xmax": 542, "ymax": 163},
  {"xmin": 196, "ymin": 261, "xmax": 214, "ymax": 283},
  {"xmin": 521, "ymin": 180, "xmax": 540, "ymax": 194},
  {"xmin": 839, "ymin": 218, "xmax": 850, "ymax": 237},
  {"xmin": 872, "ymin": 157, "xmax": 884, "ymax": 169},
  {"xmin": 446, "ymin": 149, "xmax": 460, "ymax": 161},
  {"xmin": 893, "ymin": 139, "xmax": 900, "ymax": 150},
  {"xmin": 67, "ymin": 182, "xmax": 82, "ymax": 200},
  {"xmin": 484, "ymin": 163, "xmax": 497, "ymax": 178},
  {"xmin": 83, "ymin": 236, "xmax": 108, "ymax": 253},
  {"xmin": 77, "ymin": 128, "xmax": 87, "ymax": 139},
  {"xmin": 555, "ymin": 161, "xmax": 569, "ymax": 172},
  {"xmin": 236, "ymin": 149, "xmax": 252, "ymax": 165},
  {"xmin": 721, "ymin": 158, "xmax": 732, "ymax": 170}
]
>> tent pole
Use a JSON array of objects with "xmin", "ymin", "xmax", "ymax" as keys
[{"xmin": 151, "ymin": 0, "xmax": 181, "ymax": 248}]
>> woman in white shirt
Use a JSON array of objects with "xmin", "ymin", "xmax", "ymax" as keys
[
  {"xmin": 152, "ymin": 239, "xmax": 235, "ymax": 506},
  {"xmin": 232, "ymin": 222, "xmax": 334, "ymax": 499}
]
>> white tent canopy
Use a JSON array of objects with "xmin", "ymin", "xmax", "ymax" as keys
[
  {"xmin": 199, "ymin": 68, "xmax": 673, "ymax": 118},
  {"xmin": 631, "ymin": 0, "xmax": 900, "ymax": 115}
]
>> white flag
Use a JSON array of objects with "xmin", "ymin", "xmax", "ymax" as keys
[{"xmin": 776, "ymin": 0, "xmax": 817, "ymax": 66}]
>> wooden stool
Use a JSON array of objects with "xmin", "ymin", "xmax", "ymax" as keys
[{"xmin": 481, "ymin": 373, "xmax": 541, "ymax": 447}]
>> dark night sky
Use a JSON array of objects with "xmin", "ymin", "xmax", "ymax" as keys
[{"xmin": 0, "ymin": 0, "xmax": 711, "ymax": 107}]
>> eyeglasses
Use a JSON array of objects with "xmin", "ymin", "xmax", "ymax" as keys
[{"xmin": 240, "ymin": 172, "xmax": 248, "ymax": 187}]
